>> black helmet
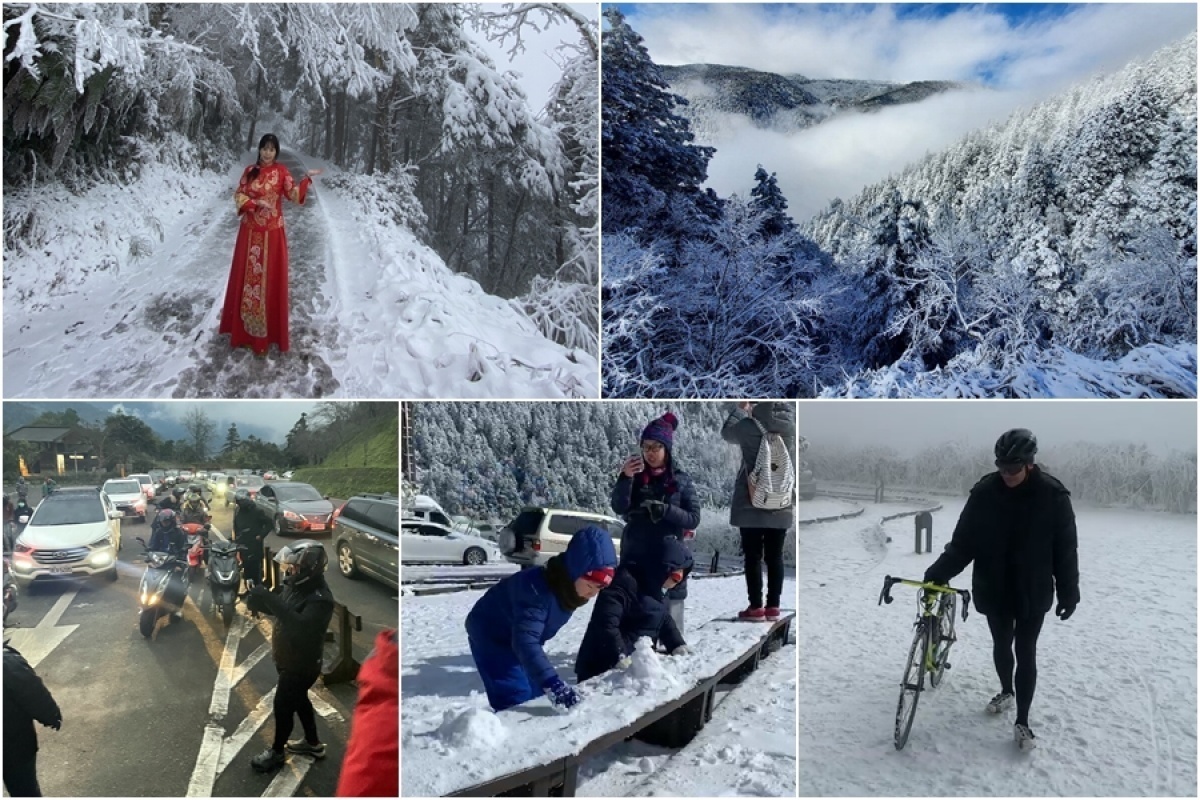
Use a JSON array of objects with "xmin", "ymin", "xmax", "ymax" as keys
[
  {"xmin": 189, "ymin": 483, "xmax": 203, "ymax": 493},
  {"xmin": 994, "ymin": 428, "xmax": 1037, "ymax": 466},
  {"xmin": 173, "ymin": 487, "xmax": 186, "ymax": 498},
  {"xmin": 155, "ymin": 508, "xmax": 178, "ymax": 527},
  {"xmin": 274, "ymin": 540, "xmax": 327, "ymax": 586},
  {"xmin": 234, "ymin": 489, "xmax": 254, "ymax": 508}
]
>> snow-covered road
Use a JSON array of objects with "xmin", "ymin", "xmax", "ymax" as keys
[
  {"xmin": 3, "ymin": 150, "xmax": 597, "ymax": 398},
  {"xmin": 798, "ymin": 500, "xmax": 1197, "ymax": 796}
]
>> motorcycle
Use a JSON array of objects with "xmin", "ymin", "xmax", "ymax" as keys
[
  {"xmin": 134, "ymin": 537, "xmax": 190, "ymax": 639},
  {"xmin": 203, "ymin": 539, "xmax": 248, "ymax": 627},
  {"xmin": 180, "ymin": 520, "xmax": 212, "ymax": 584},
  {"xmin": 3, "ymin": 555, "xmax": 17, "ymax": 623}
]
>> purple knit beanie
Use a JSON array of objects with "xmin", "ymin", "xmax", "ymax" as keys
[{"xmin": 640, "ymin": 412, "xmax": 678, "ymax": 453}]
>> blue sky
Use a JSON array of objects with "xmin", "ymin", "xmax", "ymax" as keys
[{"xmin": 610, "ymin": 3, "xmax": 1195, "ymax": 88}]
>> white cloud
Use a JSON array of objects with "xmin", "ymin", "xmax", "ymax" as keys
[{"xmin": 623, "ymin": 3, "xmax": 1196, "ymax": 220}]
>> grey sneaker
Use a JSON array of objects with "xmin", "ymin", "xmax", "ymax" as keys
[
  {"xmin": 1014, "ymin": 722, "xmax": 1036, "ymax": 752},
  {"xmin": 285, "ymin": 739, "xmax": 327, "ymax": 759},
  {"xmin": 250, "ymin": 748, "xmax": 286, "ymax": 772},
  {"xmin": 986, "ymin": 692, "xmax": 1014, "ymax": 714}
]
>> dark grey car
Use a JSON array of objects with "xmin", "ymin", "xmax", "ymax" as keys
[
  {"xmin": 257, "ymin": 481, "xmax": 335, "ymax": 535},
  {"xmin": 333, "ymin": 494, "xmax": 398, "ymax": 589}
]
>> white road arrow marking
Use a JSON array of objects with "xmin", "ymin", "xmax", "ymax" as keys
[
  {"xmin": 262, "ymin": 755, "xmax": 315, "ymax": 797},
  {"xmin": 6, "ymin": 591, "xmax": 79, "ymax": 668}
]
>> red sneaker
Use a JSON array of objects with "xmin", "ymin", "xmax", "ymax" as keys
[
  {"xmin": 764, "ymin": 607, "xmax": 781, "ymax": 620},
  {"xmin": 738, "ymin": 606, "xmax": 766, "ymax": 620}
]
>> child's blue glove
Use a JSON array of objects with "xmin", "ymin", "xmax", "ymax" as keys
[{"xmin": 543, "ymin": 676, "xmax": 581, "ymax": 709}]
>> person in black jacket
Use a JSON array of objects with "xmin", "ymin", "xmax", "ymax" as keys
[
  {"xmin": 611, "ymin": 412, "xmax": 700, "ymax": 631},
  {"xmin": 923, "ymin": 428, "xmax": 1079, "ymax": 752},
  {"xmin": 246, "ymin": 540, "xmax": 336, "ymax": 772},
  {"xmin": 233, "ymin": 489, "xmax": 274, "ymax": 585},
  {"xmin": 575, "ymin": 537, "xmax": 693, "ymax": 683},
  {"xmin": 3, "ymin": 644, "xmax": 62, "ymax": 796}
]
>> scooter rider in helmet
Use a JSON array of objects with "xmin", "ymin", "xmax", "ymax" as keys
[
  {"xmin": 181, "ymin": 484, "xmax": 210, "ymax": 524},
  {"xmin": 149, "ymin": 509, "xmax": 189, "ymax": 620},
  {"xmin": 15, "ymin": 477, "xmax": 28, "ymax": 502},
  {"xmin": 158, "ymin": 487, "xmax": 185, "ymax": 514},
  {"xmin": 246, "ymin": 541, "xmax": 335, "ymax": 773},
  {"xmin": 233, "ymin": 489, "xmax": 273, "ymax": 585}
]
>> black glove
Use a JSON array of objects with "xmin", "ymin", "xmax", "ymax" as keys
[
  {"xmin": 642, "ymin": 500, "xmax": 667, "ymax": 523},
  {"xmin": 1055, "ymin": 601, "xmax": 1076, "ymax": 621},
  {"xmin": 922, "ymin": 570, "xmax": 945, "ymax": 585},
  {"xmin": 48, "ymin": 718, "xmax": 61, "ymax": 731}
]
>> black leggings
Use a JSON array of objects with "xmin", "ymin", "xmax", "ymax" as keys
[
  {"xmin": 272, "ymin": 668, "xmax": 321, "ymax": 750},
  {"xmin": 986, "ymin": 612, "xmax": 1045, "ymax": 726},
  {"xmin": 740, "ymin": 528, "xmax": 786, "ymax": 609}
]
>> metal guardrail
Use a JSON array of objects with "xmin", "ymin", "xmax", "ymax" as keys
[{"xmin": 448, "ymin": 613, "xmax": 794, "ymax": 797}]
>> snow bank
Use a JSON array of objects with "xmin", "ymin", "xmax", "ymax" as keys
[{"xmin": 402, "ymin": 572, "xmax": 798, "ymax": 796}]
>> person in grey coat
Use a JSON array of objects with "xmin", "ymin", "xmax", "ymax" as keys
[{"xmin": 721, "ymin": 401, "xmax": 796, "ymax": 620}]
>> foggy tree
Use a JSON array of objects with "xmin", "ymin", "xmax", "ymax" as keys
[{"xmin": 183, "ymin": 408, "xmax": 216, "ymax": 459}]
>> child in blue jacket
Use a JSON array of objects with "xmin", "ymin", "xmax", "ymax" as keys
[
  {"xmin": 574, "ymin": 537, "xmax": 694, "ymax": 683},
  {"xmin": 465, "ymin": 526, "xmax": 618, "ymax": 711}
]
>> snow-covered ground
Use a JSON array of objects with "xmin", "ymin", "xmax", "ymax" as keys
[
  {"xmin": 798, "ymin": 500, "xmax": 1197, "ymax": 796},
  {"xmin": 3, "ymin": 150, "xmax": 596, "ymax": 398},
  {"xmin": 401, "ymin": 571, "xmax": 797, "ymax": 796}
]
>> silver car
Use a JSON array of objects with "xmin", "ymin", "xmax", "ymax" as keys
[{"xmin": 102, "ymin": 479, "xmax": 148, "ymax": 524}]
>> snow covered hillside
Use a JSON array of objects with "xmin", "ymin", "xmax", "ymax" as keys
[
  {"xmin": 798, "ymin": 500, "xmax": 1197, "ymax": 795},
  {"xmin": 2, "ymin": 150, "xmax": 596, "ymax": 399},
  {"xmin": 401, "ymin": 571, "xmax": 797, "ymax": 796}
]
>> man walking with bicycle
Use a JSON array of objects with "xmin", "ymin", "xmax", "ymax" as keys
[{"xmin": 923, "ymin": 428, "xmax": 1079, "ymax": 752}]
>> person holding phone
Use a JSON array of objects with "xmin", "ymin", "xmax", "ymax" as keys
[{"xmin": 611, "ymin": 412, "xmax": 701, "ymax": 633}]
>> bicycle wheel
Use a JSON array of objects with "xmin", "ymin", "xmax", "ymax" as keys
[
  {"xmin": 894, "ymin": 622, "xmax": 928, "ymax": 749},
  {"xmin": 929, "ymin": 593, "xmax": 957, "ymax": 688}
]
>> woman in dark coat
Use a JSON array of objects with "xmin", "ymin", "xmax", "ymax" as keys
[
  {"xmin": 722, "ymin": 401, "xmax": 797, "ymax": 620},
  {"xmin": 611, "ymin": 412, "xmax": 701, "ymax": 627},
  {"xmin": 575, "ymin": 537, "xmax": 693, "ymax": 683},
  {"xmin": 924, "ymin": 428, "xmax": 1080, "ymax": 752}
]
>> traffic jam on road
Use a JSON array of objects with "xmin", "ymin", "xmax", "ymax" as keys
[{"xmin": 3, "ymin": 471, "xmax": 398, "ymax": 797}]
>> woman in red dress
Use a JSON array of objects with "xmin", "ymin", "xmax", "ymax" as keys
[{"xmin": 220, "ymin": 134, "xmax": 320, "ymax": 355}]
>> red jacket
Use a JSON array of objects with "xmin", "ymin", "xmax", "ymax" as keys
[{"xmin": 336, "ymin": 630, "xmax": 398, "ymax": 797}]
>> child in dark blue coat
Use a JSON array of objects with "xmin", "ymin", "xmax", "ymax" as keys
[
  {"xmin": 465, "ymin": 526, "xmax": 618, "ymax": 712},
  {"xmin": 574, "ymin": 537, "xmax": 694, "ymax": 683}
]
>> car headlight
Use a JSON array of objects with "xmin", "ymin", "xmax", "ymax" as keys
[
  {"xmin": 89, "ymin": 534, "xmax": 114, "ymax": 549},
  {"xmin": 14, "ymin": 542, "xmax": 32, "ymax": 554},
  {"xmin": 89, "ymin": 552, "xmax": 114, "ymax": 567},
  {"xmin": 283, "ymin": 510, "xmax": 300, "ymax": 520}
]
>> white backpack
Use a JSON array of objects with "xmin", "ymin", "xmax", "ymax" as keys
[{"xmin": 748, "ymin": 418, "xmax": 794, "ymax": 510}]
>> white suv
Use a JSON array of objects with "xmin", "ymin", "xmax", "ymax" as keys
[
  {"xmin": 499, "ymin": 508, "xmax": 624, "ymax": 568},
  {"xmin": 11, "ymin": 488, "xmax": 123, "ymax": 583}
]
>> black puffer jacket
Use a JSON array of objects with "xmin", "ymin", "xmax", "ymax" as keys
[
  {"xmin": 925, "ymin": 467, "xmax": 1080, "ymax": 618},
  {"xmin": 3, "ymin": 644, "xmax": 61, "ymax": 761},
  {"xmin": 249, "ymin": 576, "xmax": 336, "ymax": 674},
  {"xmin": 612, "ymin": 466, "xmax": 700, "ymax": 600},
  {"xmin": 575, "ymin": 539, "xmax": 692, "ymax": 683}
]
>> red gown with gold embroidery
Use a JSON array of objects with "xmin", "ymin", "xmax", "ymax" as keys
[{"xmin": 220, "ymin": 162, "xmax": 311, "ymax": 354}]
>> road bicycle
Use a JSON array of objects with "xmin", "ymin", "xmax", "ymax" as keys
[{"xmin": 878, "ymin": 575, "xmax": 971, "ymax": 750}]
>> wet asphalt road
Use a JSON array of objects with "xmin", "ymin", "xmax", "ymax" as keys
[{"xmin": 4, "ymin": 488, "xmax": 396, "ymax": 797}]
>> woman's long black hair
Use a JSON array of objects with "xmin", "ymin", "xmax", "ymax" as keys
[{"xmin": 247, "ymin": 133, "xmax": 281, "ymax": 182}]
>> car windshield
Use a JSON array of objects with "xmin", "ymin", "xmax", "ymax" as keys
[
  {"xmin": 31, "ymin": 496, "xmax": 105, "ymax": 525},
  {"xmin": 237, "ymin": 477, "xmax": 265, "ymax": 488},
  {"xmin": 275, "ymin": 485, "xmax": 323, "ymax": 503},
  {"xmin": 131, "ymin": 475, "xmax": 151, "ymax": 484},
  {"xmin": 104, "ymin": 481, "xmax": 141, "ymax": 495}
]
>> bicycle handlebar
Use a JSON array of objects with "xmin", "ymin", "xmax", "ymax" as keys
[{"xmin": 878, "ymin": 575, "xmax": 972, "ymax": 622}]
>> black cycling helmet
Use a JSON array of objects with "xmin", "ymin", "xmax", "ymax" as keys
[
  {"xmin": 155, "ymin": 508, "xmax": 178, "ymax": 527},
  {"xmin": 994, "ymin": 428, "xmax": 1037, "ymax": 466},
  {"xmin": 274, "ymin": 540, "xmax": 328, "ymax": 586},
  {"xmin": 173, "ymin": 487, "xmax": 186, "ymax": 498},
  {"xmin": 234, "ymin": 488, "xmax": 255, "ymax": 509}
]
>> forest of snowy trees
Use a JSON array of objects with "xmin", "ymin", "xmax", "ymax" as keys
[
  {"xmin": 2, "ymin": 2, "xmax": 598, "ymax": 353},
  {"xmin": 408, "ymin": 401, "xmax": 746, "ymax": 520},
  {"xmin": 601, "ymin": 10, "xmax": 1197, "ymax": 398},
  {"xmin": 807, "ymin": 438, "xmax": 1197, "ymax": 514}
]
